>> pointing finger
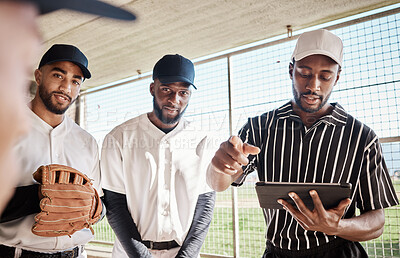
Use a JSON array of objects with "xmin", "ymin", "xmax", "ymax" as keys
[
  {"xmin": 243, "ymin": 142, "xmax": 260, "ymax": 155},
  {"xmin": 229, "ymin": 136, "xmax": 260, "ymax": 156},
  {"xmin": 229, "ymin": 136, "xmax": 243, "ymax": 150}
]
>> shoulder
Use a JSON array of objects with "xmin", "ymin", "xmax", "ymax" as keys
[
  {"xmin": 181, "ymin": 118, "xmax": 207, "ymax": 136},
  {"xmin": 107, "ymin": 115, "xmax": 142, "ymax": 138},
  {"xmin": 67, "ymin": 117, "xmax": 98, "ymax": 147},
  {"xmin": 175, "ymin": 119, "xmax": 209, "ymax": 144},
  {"xmin": 344, "ymin": 112, "xmax": 379, "ymax": 147},
  {"xmin": 345, "ymin": 113, "xmax": 375, "ymax": 135},
  {"xmin": 241, "ymin": 109, "xmax": 278, "ymax": 133},
  {"xmin": 174, "ymin": 118, "xmax": 221, "ymax": 149},
  {"xmin": 101, "ymin": 115, "xmax": 144, "ymax": 150},
  {"xmin": 247, "ymin": 103, "xmax": 288, "ymax": 127}
]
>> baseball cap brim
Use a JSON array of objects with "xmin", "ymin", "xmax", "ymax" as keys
[
  {"xmin": 158, "ymin": 76, "xmax": 197, "ymax": 90},
  {"xmin": 28, "ymin": 0, "xmax": 136, "ymax": 21},
  {"xmin": 293, "ymin": 49, "xmax": 342, "ymax": 67},
  {"xmin": 46, "ymin": 59, "xmax": 91, "ymax": 79}
]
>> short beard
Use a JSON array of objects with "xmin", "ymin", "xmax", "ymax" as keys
[
  {"xmin": 153, "ymin": 97, "xmax": 187, "ymax": 125},
  {"xmin": 292, "ymin": 82, "xmax": 331, "ymax": 113},
  {"xmin": 38, "ymin": 85, "xmax": 75, "ymax": 115}
]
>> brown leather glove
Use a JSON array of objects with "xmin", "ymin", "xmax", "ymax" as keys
[{"xmin": 32, "ymin": 164, "xmax": 102, "ymax": 237}]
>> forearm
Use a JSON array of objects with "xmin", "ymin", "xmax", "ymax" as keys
[
  {"xmin": 336, "ymin": 209, "xmax": 385, "ymax": 242},
  {"xmin": 206, "ymin": 164, "xmax": 241, "ymax": 192},
  {"xmin": 176, "ymin": 191, "xmax": 216, "ymax": 257},
  {"xmin": 102, "ymin": 189, "xmax": 152, "ymax": 257},
  {"xmin": 0, "ymin": 185, "xmax": 40, "ymax": 222},
  {"xmin": 0, "ymin": 151, "xmax": 19, "ymax": 214},
  {"xmin": 95, "ymin": 200, "xmax": 106, "ymax": 224}
]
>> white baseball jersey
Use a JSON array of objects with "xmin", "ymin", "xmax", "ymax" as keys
[
  {"xmin": 0, "ymin": 108, "xmax": 101, "ymax": 256},
  {"xmin": 100, "ymin": 113, "xmax": 217, "ymax": 258}
]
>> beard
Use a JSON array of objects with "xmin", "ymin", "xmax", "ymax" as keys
[
  {"xmin": 38, "ymin": 85, "xmax": 75, "ymax": 115},
  {"xmin": 153, "ymin": 97, "xmax": 187, "ymax": 125},
  {"xmin": 292, "ymin": 82, "xmax": 331, "ymax": 113}
]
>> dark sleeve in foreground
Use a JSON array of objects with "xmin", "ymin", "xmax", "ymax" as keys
[
  {"xmin": 102, "ymin": 189, "xmax": 152, "ymax": 258},
  {"xmin": 95, "ymin": 200, "xmax": 107, "ymax": 224},
  {"xmin": 176, "ymin": 191, "xmax": 216, "ymax": 258},
  {"xmin": 0, "ymin": 185, "xmax": 40, "ymax": 222}
]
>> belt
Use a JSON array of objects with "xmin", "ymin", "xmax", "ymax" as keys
[
  {"xmin": 142, "ymin": 240, "xmax": 180, "ymax": 250},
  {"xmin": 0, "ymin": 244, "xmax": 81, "ymax": 258},
  {"xmin": 266, "ymin": 238, "xmax": 348, "ymax": 256}
]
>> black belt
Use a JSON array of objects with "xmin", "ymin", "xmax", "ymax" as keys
[
  {"xmin": 0, "ymin": 244, "xmax": 81, "ymax": 258},
  {"xmin": 266, "ymin": 238, "xmax": 349, "ymax": 256},
  {"xmin": 142, "ymin": 240, "xmax": 179, "ymax": 250}
]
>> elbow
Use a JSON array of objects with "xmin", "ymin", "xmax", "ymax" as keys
[
  {"xmin": 206, "ymin": 179, "xmax": 230, "ymax": 192},
  {"xmin": 374, "ymin": 225, "xmax": 384, "ymax": 239},
  {"xmin": 366, "ymin": 223, "xmax": 384, "ymax": 241},
  {"xmin": 206, "ymin": 175, "xmax": 227, "ymax": 192},
  {"xmin": 364, "ymin": 209, "xmax": 386, "ymax": 241},
  {"xmin": 371, "ymin": 213, "xmax": 385, "ymax": 239},
  {"xmin": 206, "ymin": 169, "xmax": 216, "ymax": 191}
]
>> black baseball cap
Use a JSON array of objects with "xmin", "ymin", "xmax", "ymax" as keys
[
  {"xmin": 39, "ymin": 44, "xmax": 91, "ymax": 79},
  {"xmin": 152, "ymin": 54, "xmax": 196, "ymax": 89},
  {"xmin": 22, "ymin": 0, "xmax": 136, "ymax": 21}
]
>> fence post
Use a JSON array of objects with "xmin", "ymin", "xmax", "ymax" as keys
[
  {"xmin": 232, "ymin": 187, "xmax": 240, "ymax": 257},
  {"xmin": 226, "ymin": 55, "xmax": 240, "ymax": 257}
]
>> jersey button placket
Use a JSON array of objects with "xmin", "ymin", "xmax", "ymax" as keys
[
  {"xmin": 159, "ymin": 138, "xmax": 170, "ymax": 219},
  {"xmin": 50, "ymin": 132, "xmax": 60, "ymax": 163}
]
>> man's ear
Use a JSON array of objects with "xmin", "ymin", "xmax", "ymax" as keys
[
  {"xmin": 334, "ymin": 68, "xmax": 341, "ymax": 86},
  {"xmin": 289, "ymin": 63, "xmax": 294, "ymax": 80},
  {"xmin": 34, "ymin": 69, "xmax": 41, "ymax": 86},
  {"xmin": 150, "ymin": 82, "xmax": 155, "ymax": 96}
]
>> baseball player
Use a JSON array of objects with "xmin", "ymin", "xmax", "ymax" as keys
[
  {"xmin": 101, "ymin": 54, "xmax": 217, "ymax": 257},
  {"xmin": 0, "ymin": 0, "xmax": 135, "ymax": 215},
  {"xmin": 0, "ymin": 44, "xmax": 102, "ymax": 258}
]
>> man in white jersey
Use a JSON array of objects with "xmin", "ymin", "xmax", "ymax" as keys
[
  {"xmin": 0, "ymin": 44, "xmax": 103, "ymax": 258},
  {"xmin": 0, "ymin": 0, "xmax": 135, "ymax": 215},
  {"xmin": 101, "ymin": 54, "xmax": 217, "ymax": 257}
]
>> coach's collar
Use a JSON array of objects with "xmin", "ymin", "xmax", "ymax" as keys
[{"xmin": 276, "ymin": 101, "xmax": 347, "ymax": 127}]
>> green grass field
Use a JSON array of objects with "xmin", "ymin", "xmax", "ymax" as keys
[{"xmin": 91, "ymin": 182, "xmax": 400, "ymax": 257}]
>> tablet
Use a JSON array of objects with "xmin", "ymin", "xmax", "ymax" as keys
[{"xmin": 255, "ymin": 182, "xmax": 352, "ymax": 210}]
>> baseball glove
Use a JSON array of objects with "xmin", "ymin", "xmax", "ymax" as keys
[{"xmin": 32, "ymin": 164, "xmax": 102, "ymax": 237}]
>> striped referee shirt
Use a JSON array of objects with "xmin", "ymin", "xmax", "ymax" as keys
[{"xmin": 234, "ymin": 101, "xmax": 399, "ymax": 251}]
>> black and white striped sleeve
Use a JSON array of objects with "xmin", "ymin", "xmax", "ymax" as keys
[{"xmin": 356, "ymin": 133, "xmax": 399, "ymax": 212}]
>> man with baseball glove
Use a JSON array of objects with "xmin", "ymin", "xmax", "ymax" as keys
[{"xmin": 0, "ymin": 44, "xmax": 103, "ymax": 258}]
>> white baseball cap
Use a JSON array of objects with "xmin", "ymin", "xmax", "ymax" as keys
[{"xmin": 291, "ymin": 29, "xmax": 343, "ymax": 67}]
